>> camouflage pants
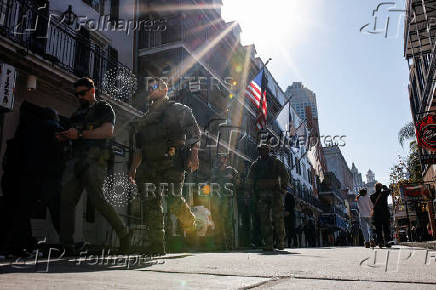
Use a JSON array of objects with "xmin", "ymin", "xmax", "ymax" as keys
[
  {"xmin": 255, "ymin": 191, "xmax": 285, "ymax": 248},
  {"xmin": 60, "ymin": 159, "xmax": 128, "ymax": 244},
  {"xmin": 138, "ymin": 166, "xmax": 196, "ymax": 250},
  {"xmin": 210, "ymin": 197, "xmax": 233, "ymax": 249}
]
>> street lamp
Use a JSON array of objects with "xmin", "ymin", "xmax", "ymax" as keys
[{"xmin": 61, "ymin": 5, "xmax": 77, "ymax": 26}]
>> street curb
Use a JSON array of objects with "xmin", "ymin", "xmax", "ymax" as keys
[{"xmin": 400, "ymin": 241, "xmax": 436, "ymax": 249}]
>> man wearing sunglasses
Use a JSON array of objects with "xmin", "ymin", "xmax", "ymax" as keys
[
  {"xmin": 128, "ymin": 77, "xmax": 200, "ymax": 255},
  {"xmin": 57, "ymin": 77, "xmax": 130, "ymax": 254}
]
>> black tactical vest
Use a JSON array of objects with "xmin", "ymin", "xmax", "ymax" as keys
[
  {"xmin": 252, "ymin": 156, "xmax": 281, "ymax": 191},
  {"xmin": 136, "ymin": 100, "xmax": 186, "ymax": 162}
]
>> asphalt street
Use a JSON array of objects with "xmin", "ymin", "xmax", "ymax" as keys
[{"xmin": 1, "ymin": 246, "xmax": 436, "ymax": 289}]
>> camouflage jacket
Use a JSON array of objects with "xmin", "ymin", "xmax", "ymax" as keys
[
  {"xmin": 246, "ymin": 155, "xmax": 290, "ymax": 194},
  {"xmin": 134, "ymin": 97, "xmax": 200, "ymax": 164}
]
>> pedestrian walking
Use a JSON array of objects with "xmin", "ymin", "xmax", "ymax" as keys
[
  {"xmin": 356, "ymin": 188, "xmax": 374, "ymax": 248},
  {"xmin": 210, "ymin": 153, "xmax": 239, "ymax": 250},
  {"xmin": 1, "ymin": 103, "xmax": 66, "ymax": 257},
  {"xmin": 57, "ymin": 77, "xmax": 130, "ymax": 254},
  {"xmin": 129, "ymin": 77, "xmax": 200, "ymax": 255},
  {"xmin": 284, "ymin": 192, "xmax": 297, "ymax": 247},
  {"xmin": 370, "ymin": 183, "xmax": 392, "ymax": 248},
  {"xmin": 246, "ymin": 144, "xmax": 290, "ymax": 251}
]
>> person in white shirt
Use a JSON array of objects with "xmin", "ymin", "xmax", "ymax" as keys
[{"xmin": 356, "ymin": 188, "xmax": 374, "ymax": 248}]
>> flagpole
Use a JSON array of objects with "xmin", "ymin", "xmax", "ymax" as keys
[{"xmin": 255, "ymin": 58, "xmax": 270, "ymax": 132}]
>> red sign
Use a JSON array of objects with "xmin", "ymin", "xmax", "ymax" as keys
[
  {"xmin": 416, "ymin": 115, "xmax": 436, "ymax": 151},
  {"xmin": 401, "ymin": 185, "xmax": 430, "ymax": 199}
]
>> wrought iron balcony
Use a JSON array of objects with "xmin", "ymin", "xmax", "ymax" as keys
[
  {"xmin": 0, "ymin": 0, "xmax": 132, "ymax": 102},
  {"xmin": 293, "ymin": 185, "xmax": 325, "ymax": 211}
]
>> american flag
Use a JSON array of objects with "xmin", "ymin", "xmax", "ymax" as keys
[{"xmin": 244, "ymin": 69, "xmax": 268, "ymax": 130}]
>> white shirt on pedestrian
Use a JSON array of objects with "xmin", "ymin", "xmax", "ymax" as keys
[{"xmin": 357, "ymin": 194, "xmax": 373, "ymax": 218}]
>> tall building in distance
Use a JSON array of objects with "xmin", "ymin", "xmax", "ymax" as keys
[
  {"xmin": 364, "ymin": 169, "xmax": 378, "ymax": 195},
  {"xmin": 322, "ymin": 145, "xmax": 354, "ymax": 197},
  {"xmin": 285, "ymin": 82, "xmax": 326, "ymax": 183},
  {"xmin": 285, "ymin": 82, "xmax": 318, "ymax": 121},
  {"xmin": 351, "ymin": 162, "xmax": 363, "ymax": 194}
]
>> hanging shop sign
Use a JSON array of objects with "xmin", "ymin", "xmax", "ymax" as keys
[
  {"xmin": 0, "ymin": 63, "xmax": 16, "ymax": 112},
  {"xmin": 416, "ymin": 114, "xmax": 436, "ymax": 151},
  {"xmin": 400, "ymin": 184, "xmax": 431, "ymax": 201}
]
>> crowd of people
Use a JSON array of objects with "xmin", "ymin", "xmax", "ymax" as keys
[{"xmin": 0, "ymin": 76, "xmax": 397, "ymax": 259}]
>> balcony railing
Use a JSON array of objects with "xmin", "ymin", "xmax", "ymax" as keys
[
  {"xmin": 0, "ymin": 0, "xmax": 132, "ymax": 102},
  {"xmin": 293, "ymin": 186, "xmax": 325, "ymax": 211}
]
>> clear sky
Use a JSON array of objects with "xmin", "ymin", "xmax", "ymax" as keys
[{"xmin": 222, "ymin": 0, "xmax": 411, "ymax": 185}]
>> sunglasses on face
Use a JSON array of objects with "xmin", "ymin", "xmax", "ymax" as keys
[
  {"xmin": 75, "ymin": 88, "xmax": 90, "ymax": 97},
  {"xmin": 148, "ymin": 83, "xmax": 159, "ymax": 91}
]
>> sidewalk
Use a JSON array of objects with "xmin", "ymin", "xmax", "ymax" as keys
[
  {"xmin": 1, "ymin": 246, "xmax": 436, "ymax": 289},
  {"xmin": 400, "ymin": 241, "xmax": 436, "ymax": 249}
]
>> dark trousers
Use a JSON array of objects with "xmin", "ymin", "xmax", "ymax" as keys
[
  {"xmin": 60, "ymin": 160, "xmax": 128, "ymax": 245},
  {"xmin": 249, "ymin": 199, "xmax": 262, "ymax": 247},
  {"xmin": 1, "ymin": 173, "xmax": 61, "ymax": 254},
  {"xmin": 2, "ymin": 177, "xmax": 35, "ymax": 254},
  {"xmin": 374, "ymin": 217, "xmax": 391, "ymax": 245},
  {"xmin": 284, "ymin": 216, "xmax": 297, "ymax": 247},
  {"xmin": 255, "ymin": 192, "xmax": 285, "ymax": 249},
  {"xmin": 211, "ymin": 197, "xmax": 233, "ymax": 249},
  {"xmin": 237, "ymin": 198, "xmax": 251, "ymax": 247}
]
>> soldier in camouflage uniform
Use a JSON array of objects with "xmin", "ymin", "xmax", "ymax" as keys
[
  {"xmin": 210, "ymin": 153, "xmax": 239, "ymax": 250},
  {"xmin": 246, "ymin": 144, "xmax": 290, "ymax": 251},
  {"xmin": 57, "ymin": 77, "xmax": 130, "ymax": 254},
  {"xmin": 129, "ymin": 78, "xmax": 200, "ymax": 255}
]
